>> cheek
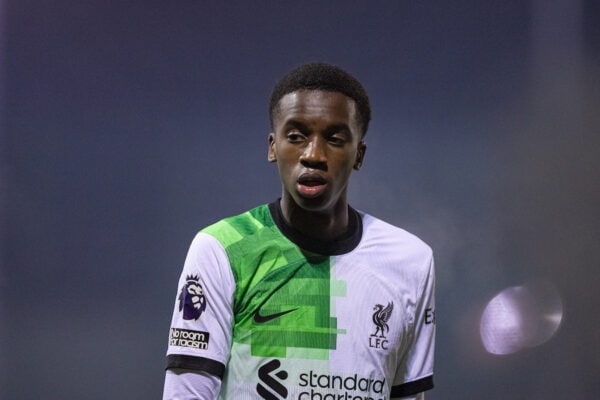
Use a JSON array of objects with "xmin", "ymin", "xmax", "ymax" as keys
[
  {"xmin": 334, "ymin": 153, "xmax": 358, "ymax": 175},
  {"xmin": 275, "ymin": 157, "xmax": 295, "ymax": 186},
  {"xmin": 275, "ymin": 148, "xmax": 298, "ymax": 171}
]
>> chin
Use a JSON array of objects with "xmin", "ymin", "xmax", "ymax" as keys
[{"xmin": 291, "ymin": 194, "xmax": 335, "ymax": 213}]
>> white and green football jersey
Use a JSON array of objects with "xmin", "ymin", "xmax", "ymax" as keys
[{"xmin": 166, "ymin": 202, "xmax": 435, "ymax": 399}]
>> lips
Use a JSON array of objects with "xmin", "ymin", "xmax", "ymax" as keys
[{"xmin": 297, "ymin": 173, "xmax": 327, "ymax": 198}]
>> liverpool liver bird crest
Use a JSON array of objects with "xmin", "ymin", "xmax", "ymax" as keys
[{"xmin": 371, "ymin": 302, "xmax": 394, "ymax": 338}]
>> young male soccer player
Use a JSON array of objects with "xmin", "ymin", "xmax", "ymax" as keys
[{"xmin": 163, "ymin": 63, "xmax": 436, "ymax": 399}]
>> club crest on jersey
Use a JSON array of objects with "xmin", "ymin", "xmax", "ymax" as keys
[
  {"xmin": 178, "ymin": 274, "xmax": 207, "ymax": 320},
  {"xmin": 369, "ymin": 302, "xmax": 393, "ymax": 350}
]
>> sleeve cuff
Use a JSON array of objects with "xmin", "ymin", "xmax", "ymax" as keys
[
  {"xmin": 166, "ymin": 354, "xmax": 226, "ymax": 379},
  {"xmin": 390, "ymin": 375, "xmax": 434, "ymax": 398}
]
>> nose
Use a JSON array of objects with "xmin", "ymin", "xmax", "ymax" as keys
[{"xmin": 300, "ymin": 136, "xmax": 327, "ymax": 169}]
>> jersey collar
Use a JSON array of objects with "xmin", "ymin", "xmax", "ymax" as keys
[{"xmin": 268, "ymin": 200, "xmax": 363, "ymax": 256}]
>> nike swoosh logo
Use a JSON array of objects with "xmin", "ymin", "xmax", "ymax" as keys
[{"xmin": 253, "ymin": 307, "xmax": 298, "ymax": 324}]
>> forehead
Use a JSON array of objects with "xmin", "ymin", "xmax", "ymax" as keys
[{"xmin": 274, "ymin": 90, "xmax": 358, "ymax": 129}]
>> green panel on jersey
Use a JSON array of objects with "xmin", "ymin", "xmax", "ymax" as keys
[
  {"xmin": 202, "ymin": 217, "xmax": 245, "ymax": 248},
  {"xmin": 202, "ymin": 204, "xmax": 346, "ymax": 360}
]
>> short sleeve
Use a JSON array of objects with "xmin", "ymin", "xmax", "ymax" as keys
[
  {"xmin": 165, "ymin": 232, "xmax": 235, "ymax": 379},
  {"xmin": 391, "ymin": 255, "xmax": 435, "ymax": 398},
  {"xmin": 163, "ymin": 369, "xmax": 222, "ymax": 400}
]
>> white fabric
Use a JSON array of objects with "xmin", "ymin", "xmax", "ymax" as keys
[
  {"xmin": 166, "ymin": 233, "xmax": 235, "ymax": 365},
  {"xmin": 163, "ymin": 369, "xmax": 221, "ymax": 400},
  {"xmin": 164, "ymin": 210, "xmax": 435, "ymax": 399}
]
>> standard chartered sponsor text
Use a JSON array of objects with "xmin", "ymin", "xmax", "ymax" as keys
[{"xmin": 298, "ymin": 371, "xmax": 386, "ymax": 400}]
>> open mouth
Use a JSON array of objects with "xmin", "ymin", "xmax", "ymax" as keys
[{"xmin": 297, "ymin": 174, "xmax": 327, "ymax": 197}]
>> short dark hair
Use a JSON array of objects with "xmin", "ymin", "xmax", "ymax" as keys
[{"xmin": 269, "ymin": 62, "xmax": 371, "ymax": 137}]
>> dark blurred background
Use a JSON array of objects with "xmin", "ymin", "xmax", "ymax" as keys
[{"xmin": 2, "ymin": 1, "xmax": 599, "ymax": 399}]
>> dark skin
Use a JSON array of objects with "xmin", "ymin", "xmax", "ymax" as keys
[{"xmin": 268, "ymin": 90, "xmax": 367, "ymax": 242}]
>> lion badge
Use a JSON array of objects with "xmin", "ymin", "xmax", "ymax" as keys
[{"xmin": 178, "ymin": 275, "xmax": 207, "ymax": 320}]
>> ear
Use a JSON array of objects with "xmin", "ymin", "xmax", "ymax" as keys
[
  {"xmin": 353, "ymin": 141, "xmax": 367, "ymax": 170},
  {"xmin": 267, "ymin": 133, "xmax": 277, "ymax": 162}
]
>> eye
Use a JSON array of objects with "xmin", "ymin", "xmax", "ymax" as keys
[
  {"xmin": 286, "ymin": 130, "xmax": 306, "ymax": 143},
  {"xmin": 328, "ymin": 134, "xmax": 347, "ymax": 146}
]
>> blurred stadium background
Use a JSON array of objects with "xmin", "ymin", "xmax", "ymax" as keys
[{"xmin": 2, "ymin": 1, "xmax": 599, "ymax": 398}]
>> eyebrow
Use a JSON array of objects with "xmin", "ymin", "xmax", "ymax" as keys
[
  {"xmin": 284, "ymin": 119, "xmax": 310, "ymax": 132},
  {"xmin": 284, "ymin": 120, "xmax": 352, "ymax": 137}
]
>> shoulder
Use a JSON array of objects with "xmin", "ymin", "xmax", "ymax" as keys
[
  {"xmin": 199, "ymin": 204, "xmax": 273, "ymax": 248},
  {"xmin": 359, "ymin": 212, "xmax": 433, "ymax": 264}
]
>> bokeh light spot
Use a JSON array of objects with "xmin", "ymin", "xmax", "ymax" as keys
[{"xmin": 480, "ymin": 281, "xmax": 563, "ymax": 355}]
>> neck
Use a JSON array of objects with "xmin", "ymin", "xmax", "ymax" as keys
[{"xmin": 279, "ymin": 197, "xmax": 350, "ymax": 242}]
